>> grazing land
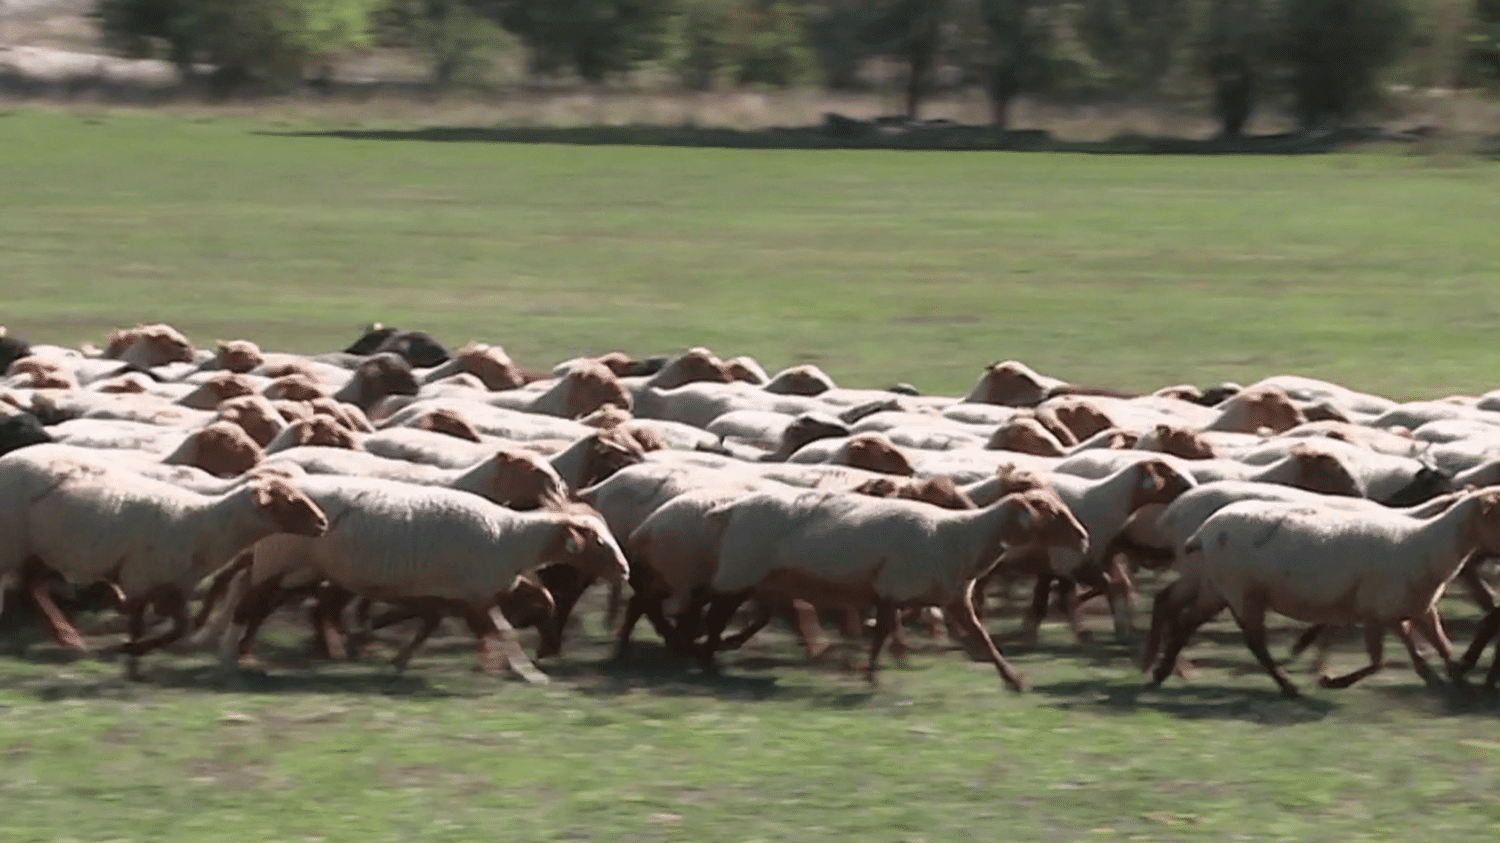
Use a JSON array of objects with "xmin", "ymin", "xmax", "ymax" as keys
[{"xmin": 3, "ymin": 107, "xmax": 1500, "ymax": 842}]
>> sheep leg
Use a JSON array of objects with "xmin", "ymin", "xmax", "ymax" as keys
[
  {"xmin": 1019, "ymin": 574, "xmax": 1054, "ymax": 643},
  {"xmin": 1454, "ymin": 606, "xmax": 1500, "ymax": 680},
  {"xmin": 1458, "ymin": 553, "xmax": 1497, "ymax": 613},
  {"xmin": 23, "ymin": 564, "xmax": 87, "ymax": 652},
  {"xmin": 487, "ymin": 605, "xmax": 548, "ymax": 685},
  {"xmin": 720, "ymin": 599, "xmax": 774, "ymax": 651},
  {"xmin": 1394, "ymin": 620, "xmax": 1439, "ymax": 684},
  {"xmin": 1149, "ymin": 602, "xmax": 1216, "ymax": 688},
  {"xmin": 120, "ymin": 589, "xmax": 187, "ymax": 681},
  {"xmin": 1407, "ymin": 605, "xmax": 1457, "ymax": 681},
  {"xmin": 612, "ymin": 592, "xmax": 652, "ymax": 661},
  {"xmin": 1102, "ymin": 554, "xmax": 1137, "ymax": 642},
  {"xmin": 390, "ymin": 611, "xmax": 441, "ymax": 672},
  {"xmin": 1231, "ymin": 597, "xmax": 1302, "ymax": 699},
  {"xmin": 192, "ymin": 555, "xmax": 250, "ymax": 630},
  {"xmin": 536, "ymin": 564, "xmax": 595, "ymax": 645},
  {"xmin": 788, "ymin": 598, "xmax": 832, "ymax": 661},
  {"xmin": 231, "ymin": 578, "xmax": 294, "ymax": 661},
  {"xmin": 863, "ymin": 602, "xmax": 897, "ymax": 686},
  {"xmin": 949, "ymin": 580, "xmax": 1028, "ymax": 693},
  {"xmin": 1054, "ymin": 577, "xmax": 1087, "ymax": 641},
  {"xmin": 311, "ymin": 585, "xmax": 353, "ymax": 660},
  {"xmin": 1318, "ymin": 622, "xmax": 1386, "ymax": 690},
  {"xmin": 603, "ymin": 578, "xmax": 626, "ymax": 631},
  {"xmin": 1484, "ymin": 639, "xmax": 1500, "ymax": 689},
  {"xmin": 1141, "ymin": 581, "xmax": 1180, "ymax": 673},
  {"xmin": 695, "ymin": 593, "xmax": 750, "ymax": 676},
  {"xmin": 887, "ymin": 616, "xmax": 912, "ymax": 667}
]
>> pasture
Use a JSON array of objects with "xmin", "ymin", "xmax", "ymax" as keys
[{"xmin": 3, "ymin": 108, "xmax": 1500, "ymax": 842}]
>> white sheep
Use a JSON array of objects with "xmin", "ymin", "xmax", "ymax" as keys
[
  {"xmin": 0, "ymin": 445, "xmax": 327, "ymax": 678},
  {"xmin": 218, "ymin": 476, "xmax": 627, "ymax": 678},
  {"xmin": 1148, "ymin": 488, "xmax": 1500, "ymax": 698},
  {"xmin": 704, "ymin": 486, "xmax": 1089, "ymax": 689}
]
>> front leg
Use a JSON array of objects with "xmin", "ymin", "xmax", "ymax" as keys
[
  {"xmin": 1318, "ymin": 620, "xmax": 1387, "ymax": 690},
  {"xmin": 120, "ymin": 588, "xmax": 189, "ymax": 681}
]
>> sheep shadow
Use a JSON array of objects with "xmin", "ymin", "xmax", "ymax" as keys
[{"xmin": 1033, "ymin": 678, "xmax": 1339, "ymax": 724}]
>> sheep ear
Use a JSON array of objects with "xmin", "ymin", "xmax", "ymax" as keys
[
  {"xmin": 1153, "ymin": 423, "xmax": 1170, "ymax": 437},
  {"xmin": 564, "ymin": 526, "xmax": 585, "ymax": 554},
  {"xmin": 1290, "ymin": 443, "xmax": 1313, "ymax": 458}
]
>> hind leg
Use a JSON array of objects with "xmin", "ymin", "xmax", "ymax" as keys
[{"xmin": 1318, "ymin": 620, "xmax": 1387, "ymax": 690}]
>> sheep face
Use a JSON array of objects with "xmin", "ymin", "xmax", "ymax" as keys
[
  {"xmin": 972, "ymin": 361, "xmax": 1049, "ymax": 407},
  {"xmin": 549, "ymin": 518, "xmax": 628, "ymax": 585},
  {"xmin": 1197, "ymin": 384, "xmax": 1242, "ymax": 407},
  {"xmin": 578, "ymin": 430, "xmax": 649, "ymax": 487},
  {"xmin": 1469, "ymin": 491, "xmax": 1500, "ymax": 555},
  {"xmin": 214, "ymin": 340, "xmax": 263, "ymax": 374},
  {"xmin": 344, "ymin": 324, "xmax": 398, "ymax": 356},
  {"xmin": 251, "ymin": 478, "xmax": 329, "ymax": 538},
  {"xmin": 291, "ymin": 417, "xmax": 359, "ymax": 449},
  {"xmin": 1151, "ymin": 424, "xmax": 1216, "ymax": 460},
  {"xmin": 417, "ymin": 409, "xmax": 483, "ymax": 442},
  {"xmin": 495, "ymin": 575, "xmax": 556, "ymax": 636},
  {"xmin": 1286, "ymin": 445, "xmax": 1365, "ymax": 498},
  {"xmin": 779, "ymin": 413, "xmax": 851, "ymax": 454},
  {"xmin": 561, "ymin": 365, "xmax": 632, "ymax": 419},
  {"xmin": 265, "ymin": 374, "xmax": 327, "ymax": 402},
  {"xmin": 896, "ymin": 477, "xmax": 976, "ymax": 510},
  {"xmin": 987, "ymin": 418, "xmax": 1066, "ymax": 456},
  {"xmin": 485, "ymin": 450, "xmax": 568, "ymax": 510},
  {"xmin": 105, "ymin": 324, "xmax": 194, "ymax": 366},
  {"xmin": 1130, "ymin": 460, "xmax": 1196, "ymax": 511},
  {"xmin": 0, "ymin": 412, "xmax": 52, "ymax": 457},
  {"xmin": 590, "ymin": 351, "xmax": 646, "ymax": 377},
  {"xmin": 765, "ymin": 365, "xmax": 835, "ymax": 396},
  {"xmin": 1238, "ymin": 387, "xmax": 1306, "ymax": 434},
  {"xmin": 272, "ymin": 400, "xmax": 317, "ymax": 423},
  {"xmin": 843, "ymin": 434, "xmax": 915, "ymax": 476},
  {"xmin": 181, "ymin": 373, "xmax": 256, "ymax": 409},
  {"xmin": 1006, "ymin": 491, "xmax": 1090, "ymax": 556},
  {"xmin": 995, "ymin": 467, "xmax": 1049, "ymax": 496},
  {"xmin": 187, "ymin": 423, "xmax": 264, "ymax": 478},
  {"xmin": 724, "ymin": 356, "xmax": 769, "ymax": 385},
  {"xmin": 358, "ymin": 353, "xmax": 420, "ymax": 401},
  {"xmin": 455, "ymin": 344, "xmax": 525, "ymax": 391},
  {"xmin": 217, "ymin": 397, "xmax": 282, "ymax": 447},
  {"xmin": 311, "ymin": 398, "xmax": 373, "ymax": 432},
  {"xmin": 1098, "ymin": 428, "xmax": 1140, "ymax": 449},
  {"xmin": 1052, "ymin": 399, "xmax": 1113, "ymax": 440},
  {"xmin": 1301, "ymin": 402, "xmax": 1350, "ymax": 423},
  {"xmin": 578, "ymin": 404, "xmax": 632, "ymax": 429},
  {"xmin": 1153, "ymin": 385, "xmax": 1203, "ymax": 402},
  {"xmin": 1382, "ymin": 466, "xmax": 1455, "ymax": 507},
  {"xmin": 650, "ymin": 348, "xmax": 734, "ymax": 389}
]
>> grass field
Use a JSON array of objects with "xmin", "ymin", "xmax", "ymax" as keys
[{"xmin": 4, "ymin": 107, "xmax": 1500, "ymax": 842}]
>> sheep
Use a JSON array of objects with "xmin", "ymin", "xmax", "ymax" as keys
[
  {"xmin": 0, "ymin": 446, "xmax": 328, "ymax": 678},
  {"xmin": 175, "ymin": 372, "xmax": 262, "ymax": 410},
  {"xmin": 378, "ymin": 398, "xmax": 593, "ymax": 442},
  {"xmin": 1248, "ymin": 375, "xmax": 1396, "ymax": 418},
  {"xmin": 986, "ymin": 416, "xmax": 1070, "ymax": 455},
  {"xmin": 470, "ymin": 360, "xmax": 633, "ymax": 420},
  {"xmin": 0, "ymin": 408, "xmax": 51, "ymax": 457},
  {"xmin": 100, "ymin": 324, "xmax": 196, "ymax": 369},
  {"xmin": 620, "ymin": 348, "xmax": 736, "ymax": 393},
  {"xmin": 1148, "ymin": 488, "xmax": 1500, "ymax": 698},
  {"xmin": 701, "ymin": 487, "xmax": 1089, "ymax": 688},
  {"xmin": 218, "ymin": 477, "xmax": 626, "ymax": 678},
  {"xmin": 342, "ymin": 325, "xmax": 450, "ymax": 368},
  {"xmin": 263, "ymin": 374, "xmax": 330, "ymax": 402},
  {"xmin": 264, "ymin": 417, "xmax": 363, "ymax": 455},
  {"xmin": 214, "ymin": 394, "xmax": 289, "ymax": 447},
  {"xmin": 39, "ymin": 421, "xmax": 265, "ymax": 479},
  {"xmin": 764, "ymin": 365, "xmax": 837, "ymax": 396},
  {"xmin": 5, "ymin": 357, "xmax": 78, "ymax": 391},
  {"xmin": 1053, "ymin": 444, "xmax": 1368, "ymax": 499},
  {"xmin": 1201, "ymin": 385, "xmax": 1306, "ymax": 434},
  {"xmin": 724, "ymin": 356, "xmax": 770, "ymax": 385},
  {"xmin": 329, "ymin": 352, "xmax": 420, "ymax": 412},
  {"xmin": 785, "ymin": 432, "xmax": 916, "ymax": 476},
  {"xmin": 420, "ymin": 343, "xmax": 526, "ymax": 390},
  {"xmin": 982, "ymin": 459, "xmax": 1196, "ymax": 642},
  {"xmin": 1232, "ymin": 437, "xmax": 1451, "ymax": 505},
  {"xmin": 632, "ymin": 381, "xmax": 825, "ymax": 429},
  {"xmin": 1130, "ymin": 482, "xmax": 1473, "ymax": 675},
  {"xmin": 962, "ymin": 361, "xmax": 1135, "ymax": 408},
  {"xmin": 0, "ymin": 330, "xmax": 31, "ymax": 373}
]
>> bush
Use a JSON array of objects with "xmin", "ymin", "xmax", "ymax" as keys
[
  {"xmin": 480, "ymin": 0, "xmax": 677, "ymax": 82},
  {"xmin": 95, "ymin": 0, "xmax": 383, "ymax": 93},
  {"xmin": 1273, "ymin": 0, "xmax": 1412, "ymax": 129},
  {"xmin": 379, "ymin": 0, "xmax": 512, "ymax": 87},
  {"xmin": 668, "ymin": 0, "xmax": 817, "ymax": 89},
  {"xmin": 1463, "ymin": 0, "xmax": 1500, "ymax": 88}
]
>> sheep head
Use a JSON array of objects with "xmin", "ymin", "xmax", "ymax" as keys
[
  {"xmin": 1147, "ymin": 424, "xmax": 1216, "ymax": 460},
  {"xmin": 724, "ymin": 356, "xmax": 769, "ymax": 385},
  {"xmin": 649, "ymin": 348, "xmax": 735, "ymax": 389},
  {"xmin": 1467, "ymin": 490, "xmax": 1500, "ymax": 556},
  {"xmin": 453, "ymin": 343, "xmax": 525, "ymax": 391},
  {"xmin": 1129, "ymin": 459, "xmax": 1196, "ymax": 510},
  {"xmin": 287, "ymin": 417, "xmax": 360, "ymax": 450},
  {"xmin": 250, "ymin": 477, "xmax": 328, "ymax": 538},
  {"xmin": 549, "ymin": 514, "xmax": 629, "ymax": 586},
  {"xmin": 179, "ymin": 421, "xmax": 265, "ymax": 478},
  {"xmin": 578, "ymin": 404, "xmax": 632, "ymax": 429},
  {"xmin": 103, "ymin": 324, "xmax": 195, "ymax": 367},
  {"xmin": 355, "ymin": 353, "xmax": 420, "ymax": 403},
  {"xmin": 264, "ymin": 374, "xmax": 328, "ymax": 402},
  {"xmin": 416, "ymin": 408, "xmax": 483, "ymax": 442},
  {"xmin": 777, "ymin": 412, "xmax": 851, "ymax": 456},
  {"xmin": 482, "ymin": 449, "xmax": 569, "ymax": 511},
  {"xmin": 217, "ymin": 395, "xmax": 284, "ymax": 446},
  {"xmin": 214, "ymin": 340, "xmax": 263, "ymax": 374},
  {"xmin": 1285, "ymin": 444, "xmax": 1365, "ymax": 498},
  {"xmin": 968, "ymin": 360, "xmax": 1055, "ymax": 407},
  {"xmin": 1046, "ymin": 398, "xmax": 1113, "ymax": 441},
  {"xmin": 496, "ymin": 573, "xmax": 557, "ymax": 638},
  {"xmin": 560, "ymin": 361, "xmax": 632, "ymax": 419},
  {"xmin": 765, "ymin": 365, "xmax": 836, "ymax": 396},
  {"xmin": 998, "ymin": 490, "xmax": 1089, "ymax": 558},
  {"xmin": 987, "ymin": 417, "xmax": 1067, "ymax": 456},
  {"xmin": 842, "ymin": 433, "xmax": 914, "ymax": 476}
]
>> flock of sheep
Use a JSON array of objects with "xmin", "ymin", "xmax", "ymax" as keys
[{"xmin": 2, "ymin": 322, "xmax": 1500, "ymax": 699}]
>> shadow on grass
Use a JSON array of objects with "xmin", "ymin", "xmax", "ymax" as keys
[
  {"xmin": 1033, "ymin": 677, "xmax": 1340, "ymax": 724},
  {"xmin": 255, "ymin": 123, "xmax": 1406, "ymax": 156}
]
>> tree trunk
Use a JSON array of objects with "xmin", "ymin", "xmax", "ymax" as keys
[{"xmin": 1210, "ymin": 52, "xmax": 1253, "ymax": 137}]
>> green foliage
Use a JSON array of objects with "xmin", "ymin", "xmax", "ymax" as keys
[
  {"xmin": 1463, "ymin": 0, "xmax": 1500, "ymax": 87},
  {"xmin": 801, "ymin": 0, "xmax": 877, "ymax": 89},
  {"xmin": 378, "ymin": 0, "xmax": 512, "ymax": 86},
  {"xmin": 1273, "ymin": 0, "xmax": 1413, "ymax": 128},
  {"xmin": 1074, "ymin": 0, "xmax": 1194, "ymax": 95},
  {"xmin": 669, "ymin": 0, "xmax": 817, "ymax": 88},
  {"xmin": 95, "ymin": 0, "xmax": 382, "ymax": 92},
  {"xmin": 478, "ymin": 0, "xmax": 677, "ymax": 81}
]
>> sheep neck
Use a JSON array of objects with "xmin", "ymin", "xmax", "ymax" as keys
[
  {"xmin": 1394, "ymin": 494, "xmax": 1490, "ymax": 598},
  {"xmin": 180, "ymin": 486, "xmax": 283, "ymax": 587},
  {"xmin": 548, "ymin": 437, "xmax": 591, "ymax": 490},
  {"xmin": 932, "ymin": 497, "xmax": 1026, "ymax": 585}
]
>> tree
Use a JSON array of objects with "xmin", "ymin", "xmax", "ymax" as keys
[
  {"xmin": 379, "ymin": 0, "xmax": 509, "ymax": 88},
  {"xmin": 1075, "ymin": 0, "xmax": 1193, "ymax": 98},
  {"xmin": 1203, "ymin": 0, "xmax": 1269, "ymax": 138},
  {"xmin": 477, "ymin": 0, "xmax": 676, "ymax": 82},
  {"xmin": 978, "ymin": 0, "xmax": 1044, "ymax": 128},
  {"xmin": 95, "ymin": 0, "xmax": 383, "ymax": 93},
  {"xmin": 1274, "ymin": 0, "xmax": 1412, "ymax": 130},
  {"xmin": 868, "ymin": 0, "xmax": 947, "ymax": 118},
  {"xmin": 670, "ymin": 0, "xmax": 817, "ymax": 89}
]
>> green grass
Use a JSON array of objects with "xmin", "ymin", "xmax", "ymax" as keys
[{"xmin": 4, "ymin": 107, "xmax": 1500, "ymax": 842}]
